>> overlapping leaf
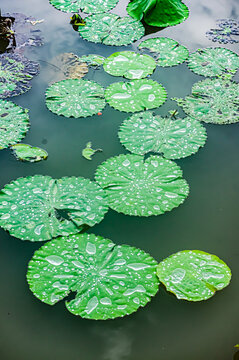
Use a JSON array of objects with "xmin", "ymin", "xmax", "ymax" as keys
[
  {"xmin": 119, "ymin": 112, "xmax": 207, "ymax": 159},
  {"xmin": 0, "ymin": 100, "xmax": 29, "ymax": 149},
  {"xmin": 0, "ymin": 175, "xmax": 108, "ymax": 241},
  {"xmin": 127, "ymin": 0, "xmax": 189, "ymax": 27},
  {"xmin": 27, "ymin": 233, "xmax": 159, "ymax": 319},
  {"xmin": 187, "ymin": 47, "xmax": 239, "ymax": 77},
  {"xmin": 0, "ymin": 53, "xmax": 39, "ymax": 98},
  {"xmin": 138, "ymin": 37, "xmax": 189, "ymax": 67},
  {"xmin": 49, "ymin": 0, "xmax": 119, "ymax": 14},
  {"xmin": 157, "ymin": 250, "xmax": 231, "ymax": 301},
  {"xmin": 11, "ymin": 144, "xmax": 48, "ymax": 162},
  {"xmin": 79, "ymin": 54, "xmax": 105, "ymax": 67},
  {"xmin": 95, "ymin": 154, "xmax": 189, "ymax": 216},
  {"xmin": 78, "ymin": 14, "xmax": 144, "ymax": 46},
  {"xmin": 45, "ymin": 79, "xmax": 106, "ymax": 118},
  {"xmin": 103, "ymin": 51, "xmax": 156, "ymax": 79},
  {"xmin": 173, "ymin": 78, "xmax": 239, "ymax": 124},
  {"xmin": 105, "ymin": 79, "xmax": 167, "ymax": 113}
]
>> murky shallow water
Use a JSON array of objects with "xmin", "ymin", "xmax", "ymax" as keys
[{"xmin": 0, "ymin": 0, "xmax": 239, "ymax": 359}]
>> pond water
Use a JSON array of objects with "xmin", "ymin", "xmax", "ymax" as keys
[{"xmin": 0, "ymin": 0, "xmax": 239, "ymax": 359}]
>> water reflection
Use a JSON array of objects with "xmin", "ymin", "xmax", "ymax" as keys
[{"xmin": 234, "ymin": 350, "xmax": 239, "ymax": 360}]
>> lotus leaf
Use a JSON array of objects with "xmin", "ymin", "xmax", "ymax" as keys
[
  {"xmin": 45, "ymin": 79, "xmax": 106, "ymax": 118},
  {"xmin": 50, "ymin": 52, "xmax": 88, "ymax": 83},
  {"xmin": 3, "ymin": 12, "xmax": 44, "ymax": 50},
  {"xmin": 95, "ymin": 154, "xmax": 189, "ymax": 216},
  {"xmin": 0, "ymin": 100, "xmax": 29, "ymax": 150},
  {"xmin": 82, "ymin": 142, "xmax": 102, "ymax": 160},
  {"xmin": 27, "ymin": 233, "xmax": 159, "ymax": 319},
  {"xmin": 206, "ymin": 19, "xmax": 239, "ymax": 44},
  {"xmin": 0, "ymin": 175, "xmax": 108, "ymax": 241},
  {"xmin": 78, "ymin": 14, "xmax": 144, "ymax": 46},
  {"xmin": 138, "ymin": 37, "xmax": 189, "ymax": 67},
  {"xmin": 173, "ymin": 78, "xmax": 239, "ymax": 125},
  {"xmin": 11, "ymin": 144, "xmax": 48, "ymax": 162},
  {"xmin": 157, "ymin": 250, "xmax": 231, "ymax": 301},
  {"xmin": 79, "ymin": 54, "xmax": 105, "ymax": 67},
  {"xmin": 0, "ymin": 53, "xmax": 39, "ymax": 98},
  {"xmin": 103, "ymin": 51, "xmax": 156, "ymax": 79},
  {"xmin": 187, "ymin": 47, "xmax": 239, "ymax": 77},
  {"xmin": 127, "ymin": 0, "xmax": 189, "ymax": 27},
  {"xmin": 105, "ymin": 79, "xmax": 167, "ymax": 113},
  {"xmin": 118, "ymin": 112, "xmax": 207, "ymax": 159},
  {"xmin": 49, "ymin": 0, "xmax": 119, "ymax": 14}
]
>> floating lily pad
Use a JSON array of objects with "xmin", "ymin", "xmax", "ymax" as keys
[
  {"xmin": 0, "ymin": 53, "xmax": 39, "ymax": 98},
  {"xmin": 82, "ymin": 142, "xmax": 102, "ymax": 160},
  {"xmin": 49, "ymin": 0, "xmax": 119, "ymax": 14},
  {"xmin": 45, "ymin": 79, "xmax": 106, "ymax": 118},
  {"xmin": 118, "ymin": 112, "xmax": 207, "ymax": 159},
  {"xmin": 103, "ymin": 51, "xmax": 156, "ymax": 79},
  {"xmin": 105, "ymin": 79, "xmax": 167, "ymax": 113},
  {"xmin": 27, "ymin": 233, "xmax": 159, "ymax": 319},
  {"xmin": 50, "ymin": 52, "xmax": 88, "ymax": 83},
  {"xmin": 138, "ymin": 37, "xmax": 189, "ymax": 67},
  {"xmin": 173, "ymin": 78, "xmax": 239, "ymax": 125},
  {"xmin": 0, "ymin": 100, "xmax": 29, "ymax": 150},
  {"xmin": 127, "ymin": 0, "xmax": 189, "ymax": 27},
  {"xmin": 0, "ymin": 175, "xmax": 108, "ymax": 241},
  {"xmin": 187, "ymin": 48, "xmax": 239, "ymax": 77},
  {"xmin": 157, "ymin": 250, "xmax": 231, "ymax": 301},
  {"xmin": 95, "ymin": 154, "xmax": 189, "ymax": 216},
  {"xmin": 206, "ymin": 19, "xmax": 239, "ymax": 44},
  {"xmin": 3, "ymin": 12, "xmax": 44, "ymax": 50},
  {"xmin": 11, "ymin": 144, "xmax": 48, "ymax": 162},
  {"xmin": 79, "ymin": 54, "xmax": 105, "ymax": 67},
  {"xmin": 78, "ymin": 14, "xmax": 144, "ymax": 46}
]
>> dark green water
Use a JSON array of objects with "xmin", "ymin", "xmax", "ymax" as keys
[{"xmin": 0, "ymin": 0, "xmax": 239, "ymax": 359}]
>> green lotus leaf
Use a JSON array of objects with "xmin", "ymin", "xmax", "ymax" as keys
[
  {"xmin": 103, "ymin": 51, "xmax": 156, "ymax": 79},
  {"xmin": 95, "ymin": 154, "xmax": 189, "ymax": 216},
  {"xmin": 79, "ymin": 54, "xmax": 105, "ymax": 67},
  {"xmin": 78, "ymin": 13, "xmax": 144, "ymax": 46},
  {"xmin": 173, "ymin": 78, "xmax": 239, "ymax": 125},
  {"xmin": 105, "ymin": 79, "xmax": 167, "ymax": 113},
  {"xmin": 157, "ymin": 250, "xmax": 231, "ymax": 301},
  {"xmin": 0, "ymin": 175, "xmax": 108, "ymax": 241},
  {"xmin": 49, "ymin": 52, "xmax": 88, "ymax": 83},
  {"xmin": 45, "ymin": 79, "xmax": 106, "ymax": 118},
  {"xmin": 187, "ymin": 47, "xmax": 239, "ymax": 77},
  {"xmin": 0, "ymin": 100, "xmax": 29, "ymax": 150},
  {"xmin": 118, "ymin": 111, "xmax": 207, "ymax": 159},
  {"xmin": 127, "ymin": 0, "xmax": 189, "ymax": 27},
  {"xmin": 27, "ymin": 233, "xmax": 159, "ymax": 319},
  {"xmin": 138, "ymin": 37, "xmax": 189, "ymax": 67},
  {"xmin": 82, "ymin": 142, "xmax": 102, "ymax": 160},
  {"xmin": 11, "ymin": 144, "xmax": 48, "ymax": 162},
  {"xmin": 0, "ymin": 53, "xmax": 39, "ymax": 98},
  {"xmin": 49, "ymin": 0, "xmax": 119, "ymax": 14}
]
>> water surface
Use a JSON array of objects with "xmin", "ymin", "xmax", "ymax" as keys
[{"xmin": 0, "ymin": 1, "xmax": 238, "ymax": 359}]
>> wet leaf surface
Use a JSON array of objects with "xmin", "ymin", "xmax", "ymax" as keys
[
  {"xmin": 105, "ymin": 79, "xmax": 167, "ymax": 112},
  {"xmin": 0, "ymin": 175, "xmax": 108, "ymax": 241},
  {"xmin": 27, "ymin": 233, "xmax": 159, "ymax": 319},
  {"xmin": 78, "ymin": 13, "xmax": 144, "ymax": 46},
  {"xmin": 157, "ymin": 250, "xmax": 231, "ymax": 301},
  {"xmin": 95, "ymin": 154, "xmax": 189, "ymax": 216}
]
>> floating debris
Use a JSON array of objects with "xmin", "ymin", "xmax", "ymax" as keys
[
  {"xmin": 82, "ymin": 142, "xmax": 102, "ymax": 160},
  {"xmin": 11, "ymin": 144, "xmax": 48, "ymax": 162}
]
